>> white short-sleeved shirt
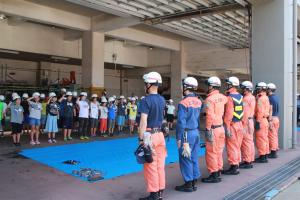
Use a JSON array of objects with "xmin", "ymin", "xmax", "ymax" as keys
[
  {"xmin": 77, "ymin": 100, "xmax": 89, "ymax": 118},
  {"xmin": 99, "ymin": 106, "xmax": 108, "ymax": 119},
  {"xmin": 166, "ymin": 104, "xmax": 176, "ymax": 115},
  {"xmin": 90, "ymin": 102, "xmax": 100, "ymax": 119}
]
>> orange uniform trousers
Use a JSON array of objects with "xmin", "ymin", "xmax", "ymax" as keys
[
  {"xmin": 226, "ymin": 121, "xmax": 244, "ymax": 165},
  {"xmin": 268, "ymin": 116, "xmax": 280, "ymax": 151},
  {"xmin": 143, "ymin": 132, "xmax": 167, "ymax": 192},
  {"xmin": 205, "ymin": 126, "xmax": 226, "ymax": 173},
  {"xmin": 255, "ymin": 118, "xmax": 269, "ymax": 156},
  {"xmin": 241, "ymin": 118, "xmax": 255, "ymax": 162}
]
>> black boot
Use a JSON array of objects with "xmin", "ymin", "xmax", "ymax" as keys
[
  {"xmin": 239, "ymin": 162, "xmax": 253, "ymax": 169},
  {"xmin": 201, "ymin": 172, "xmax": 221, "ymax": 183},
  {"xmin": 175, "ymin": 181, "xmax": 193, "ymax": 192},
  {"xmin": 255, "ymin": 155, "xmax": 268, "ymax": 163},
  {"xmin": 192, "ymin": 179, "xmax": 197, "ymax": 191},
  {"xmin": 158, "ymin": 190, "xmax": 163, "ymax": 200},
  {"xmin": 268, "ymin": 150, "xmax": 278, "ymax": 159},
  {"xmin": 217, "ymin": 170, "xmax": 221, "ymax": 177},
  {"xmin": 139, "ymin": 192, "xmax": 159, "ymax": 200},
  {"xmin": 224, "ymin": 165, "xmax": 239, "ymax": 175}
]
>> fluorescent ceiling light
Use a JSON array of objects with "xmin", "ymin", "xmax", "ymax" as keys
[{"xmin": 0, "ymin": 49, "xmax": 19, "ymax": 54}]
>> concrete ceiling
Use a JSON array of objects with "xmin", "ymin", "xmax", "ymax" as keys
[{"xmin": 65, "ymin": 0, "xmax": 251, "ymax": 49}]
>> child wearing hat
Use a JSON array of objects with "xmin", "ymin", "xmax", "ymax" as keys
[
  {"xmin": 27, "ymin": 92, "xmax": 42, "ymax": 145},
  {"xmin": 77, "ymin": 92, "xmax": 90, "ymax": 140},
  {"xmin": 0, "ymin": 95, "xmax": 7, "ymax": 136},
  {"xmin": 128, "ymin": 97, "xmax": 138, "ymax": 134},
  {"xmin": 90, "ymin": 94, "xmax": 100, "ymax": 137},
  {"xmin": 7, "ymin": 94, "xmax": 23, "ymax": 146},
  {"xmin": 108, "ymin": 97, "xmax": 117, "ymax": 136},
  {"xmin": 60, "ymin": 92, "xmax": 76, "ymax": 141},
  {"xmin": 45, "ymin": 92, "xmax": 59, "ymax": 143},
  {"xmin": 40, "ymin": 93, "xmax": 47, "ymax": 133},
  {"xmin": 21, "ymin": 93, "xmax": 30, "ymax": 135},
  {"xmin": 99, "ymin": 97, "xmax": 108, "ymax": 136}
]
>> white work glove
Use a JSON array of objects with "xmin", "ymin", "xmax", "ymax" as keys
[
  {"xmin": 181, "ymin": 142, "xmax": 191, "ymax": 158},
  {"xmin": 143, "ymin": 132, "xmax": 154, "ymax": 153}
]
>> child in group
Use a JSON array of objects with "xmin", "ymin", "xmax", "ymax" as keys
[
  {"xmin": 117, "ymin": 96, "xmax": 126, "ymax": 134},
  {"xmin": 77, "ymin": 92, "xmax": 89, "ymax": 140},
  {"xmin": 40, "ymin": 93, "xmax": 47, "ymax": 133},
  {"xmin": 90, "ymin": 94, "xmax": 100, "ymax": 137},
  {"xmin": 72, "ymin": 91, "xmax": 79, "ymax": 133},
  {"xmin": 128, "ymin": 97, "xmax": 137, "ymax": 134},
  {"xmin": 166, "ymin": 99, "xmax": 176, "ymax": 130},
  {"xmin": 0, "ymin": 95, "xmax": 7, "ymax": 136},
  {"xmin": 7, "ymin": 94, "xmax": 23, "ymax": 146},
  {"xmin": 21, "ymin": 93, "xmax": 30, "ymax": 134},
  {"xmin": 27, "ymin": 92, "xmax": 42, "ymax": 145},
  {"xmin": 99, "ymin": 97, "xmax": 108, "ymax": 136},
  {"xmin": 45, "ymin": 92, "xmax": 59, "ymax": 143},
  {"xmin": 108, "ymin": 97, "xmax": 117, "ymax": 136}
]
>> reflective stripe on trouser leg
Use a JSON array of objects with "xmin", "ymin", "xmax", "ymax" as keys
[
  {"xmin": 206, "ymin": 127, "xmax": 225, "ymax": 173},
  {"xmin": 255, "ymin": 119, "xmax": 269, "ymax": 156},
  {"xmin": 241, "ymin": 119, "xmax": 255, "ymax": 162},
  {"xmin": 268, "ymin": 117, "xmax": 280, "ymax": 151},
  {"xmin": 144, "ymin": 132, "xmax": 167, "ymax": 192},
  {"xmin": 179, "ymin": 130, "xmax": 200, "ymax": 182},
  {"xmin": 226, "ymin": 122, "xmax": 244, "ymax": 165}
]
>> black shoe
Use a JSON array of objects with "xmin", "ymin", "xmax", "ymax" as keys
[
  {"xmin": 239, "ymin": 162, "xmax": 253, "ymax": 169},
  {"xmin": 175, "ymin": 181, "xmax": 193, "ymax": 192},
  {"xmin": 192, "ymin": 179, "xmax": 197, "ymax": 191},
  {"xmin": 158, "ymin": 190, "xmax": 163, "ymax": 200},
  {"xmin": 268, "ymin": 151, "xmax": 278, "ymax": 159},
  {"xmin": 201, "ymin": 172, "xmax": 221, "ymax": 183},
  {"xmin": 255, "ymin": 155, "xmax": 268, "ymax": 163},
  {"xmin": 16, "ymin": 143, "xmax": 21, "ymax": 146},
  {"xmin": 13, "ymin": 143, "xmax": 17, "ymax": 146},
  {"xmin": 217, "ymin": 170, "xmax": 221, "ymax": 177},
  {"xmin": 139, "ymin": 192, "xmax": 159, "ymax": 200},
  {"xmin": 224, "ymin": 165, "xmax": 240, "ymax": 175}
]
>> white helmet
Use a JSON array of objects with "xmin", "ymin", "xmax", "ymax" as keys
[
  {"xmin": 22, "ymin": 93, "xmax": 29, "ymax": 99},
  {"xmin": 256, "ymin": 82, "xmax": 268, "ymax": 90},
  {"xmin": 80, "ymin": 92, "xmax": 87, "ymax": 97},
  {"xmin": 135, "ymin": 96, "xmax": 139, "ymax": 100},
  {"xmin": 72, "ymin": 91, "xmax": 78, "ymax": 97},
  {"xmin": 182, "ymin": 77, "xmax": 198, "ymax": 90},
  {"xmin": 169, "ymin": 99, "xmax": 173, "ymax": 103},
  {"xmin": 226, "ymin": 76, "xmax": 240, "ymax": 86},
  {"xmin": 108, "ymin": 97, "xmax": 115, "ymax": 102},
  {"xmin": 0, "ymin": 95, "xmax": 5, "ymax": 101},
  {"xmin": 91, "ymin": 94, "xmax": 98, "ymax": 98},
  {"xmin": 131, "ymin": 97, "xmax": 136, "ymax": 101},
  {"xmin": 101, "ymin": 97, "xmax": 107, "ymax": 103},
  {"xmin": 206, "ymin": 76, "xmax": 221, "ymax": 87},
  {"xmin": 143, "ymin": 72, "xmax": 162, "ymax": 84},
  {"xmin": 119, "ymin": 95, "xmax": 125, "ymax": 99},
  {"xmin": 61, "ymin": 88, "xmax": 67, "ymax": 93},
  {"xmin": 267, "ymin": 83, "xmax": 276, "ymax": 90},
  {"xmin": 240, "ymin": 81, "xmax": 253, "ymax": 91},
  {"xmin": 66, "ymin": 91, "xmax": 73, "ymax": 96},
  {"xmin": 32, "ymin": 92, "xmax": 40, "ymax": 98},
  {"xmin": 113, "ymin": 95, "xmax": 117, "ymax": 99},
  {"xmin": 49, "ymin": 92, "xmax": 56, "ymax": 98},
  {"xmin": 40, "ymin": 93, "xmax": 46, "ymax": 99},
  {"xmin": 13, "ymin": 95, "xmax": 21, "ymax": 101},
  {"xmin": 141, "ymin": 96, "xmax": 145, "ymax": 100},
  {"xmin": 12, "ymin": 92, "xmax": 18, "ymax": 98}
]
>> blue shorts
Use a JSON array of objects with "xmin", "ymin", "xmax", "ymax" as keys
[
  {"xmin": 23, "ymin": 114, "xmax": 30, "ymax": 124},
  {"xmin": 29, "ymin": 117, "xmax": 41, "ymax": 126},
  {"xmin": 63, "ymin": 117, "xmax": 73, "ymax": 129},
  {"xmin": 117, "ymin": 116, "xmax": 125, "ymax": 126},
  {"xmin": 45, "ymin": 115, "xmax": 58, "ymax": 133}
]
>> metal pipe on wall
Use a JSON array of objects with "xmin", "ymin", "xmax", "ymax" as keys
[{"xmin": 292, "ymin": 0, "xmax": 298, "ymax": 148}]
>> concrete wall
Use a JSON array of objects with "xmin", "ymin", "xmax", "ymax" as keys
[{"xmin": 0, "ymin": 20, "xmax": 82, "ymax": 59}]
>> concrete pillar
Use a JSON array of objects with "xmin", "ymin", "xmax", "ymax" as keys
[
  {"xmin": 82, "ymin": 31, "xmax": 105, "ymax": 95},
  {"xmin": 171, "ymin": 43, "xmax": 187, "ymax": 105},
  {"xmin": 252, "ymin": 0, "xmax": 294, "ymax": 149}
]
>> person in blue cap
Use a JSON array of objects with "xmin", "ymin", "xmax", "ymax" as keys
[{"xmin": 175, "ymin": 77, "xmax": 202, "ymax": 192}]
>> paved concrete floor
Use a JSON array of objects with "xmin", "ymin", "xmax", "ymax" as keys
[
  {"xmin": 274, "ymin": 180, "xmax": 300, "ymax": 200},
  {"xmin": 0, "ymin": 131, "xmax": 300, "ymax": 200}
]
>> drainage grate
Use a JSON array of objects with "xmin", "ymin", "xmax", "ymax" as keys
[{"xmin": 224, "ymin": 156, "xmax": 300, "ymax": 200}]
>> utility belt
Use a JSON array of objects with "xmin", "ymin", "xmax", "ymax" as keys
[
  {"xmin": 211, "ymin": 124, "xmax": 223, "ymax": 129},
  {"xmin": 146, "ymin": 128, "xmax": 161, "ymax": 134}
]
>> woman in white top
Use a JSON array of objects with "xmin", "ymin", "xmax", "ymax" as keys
[
  {"xmin": 90, "ymin": 94, "xmax": 100, "ymax": 137},
  {"xmin": 76, "ymin": 92, "xmax": 90, "ymax": 140},
  {"xmin": 166, "ymin": 99, "xmax": 176, "ymax": 130}
]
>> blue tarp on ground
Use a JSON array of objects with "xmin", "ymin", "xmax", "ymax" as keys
[{"xmin": 20, "ymin": 137, "xmax": 205, "ymax": 182}]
